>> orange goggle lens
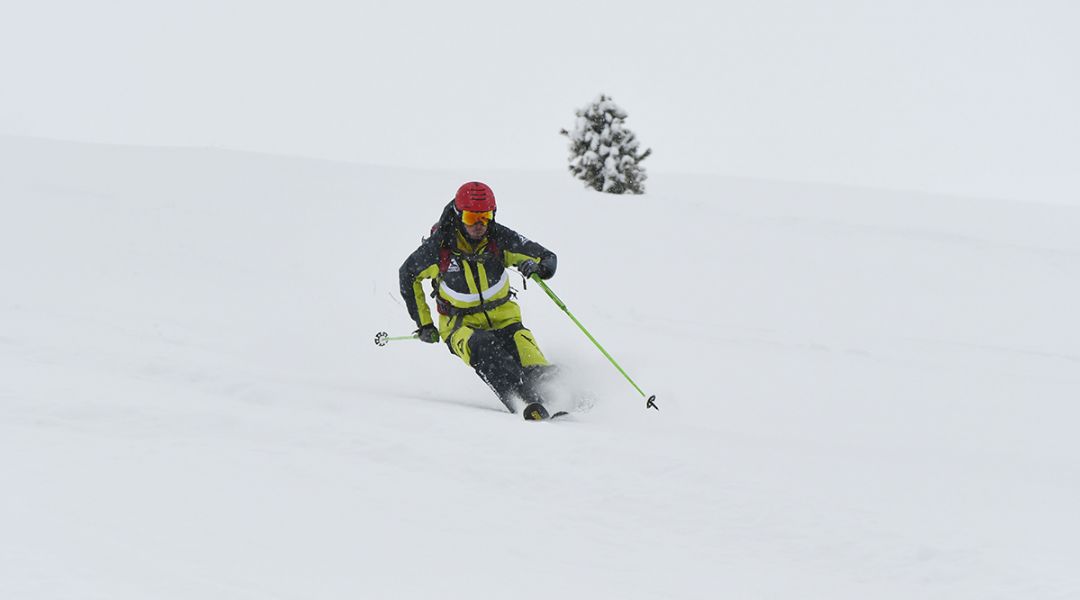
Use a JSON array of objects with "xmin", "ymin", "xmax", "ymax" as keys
[{"xmin": 461, "ymin": 210, "xmax": 493, "ymax": 226}]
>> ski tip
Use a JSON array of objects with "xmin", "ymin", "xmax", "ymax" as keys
[{"xmin": 522, "ymin": 402, "xmax": 550, "ymax": 421}]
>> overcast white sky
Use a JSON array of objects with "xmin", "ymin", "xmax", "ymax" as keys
[{"xmin": 2, "ymin": 0, "xmax": 1078, "ymax": 203}]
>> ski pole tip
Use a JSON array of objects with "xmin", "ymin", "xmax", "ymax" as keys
[
  {"xmin": 374, "ymin": 331, "xmax": 389, "ymax": 346},
  {"xmin": 646, "ymin": 395, "xmax": 659, "ymax": 411}
]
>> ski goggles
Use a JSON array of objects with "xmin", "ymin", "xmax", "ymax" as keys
[{"xmin": 461, "ymin": 210, "xmax": 493, "ymax": 226}]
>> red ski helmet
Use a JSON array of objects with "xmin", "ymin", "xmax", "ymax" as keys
[{"xmin": 454, "ymin": 181, "xmax": 496, "ymax": 213}]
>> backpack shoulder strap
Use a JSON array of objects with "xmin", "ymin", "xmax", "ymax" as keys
[{"xmin": 438, "ymin": 246, "xmax": 452, "ymax": 273}]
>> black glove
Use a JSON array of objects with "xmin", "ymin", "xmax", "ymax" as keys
[
  {"xmin": 415, "ymin": 324, "xmax": 439, "ymax": 344},
  {"xmin": 518, "ymin": 259, "xmax": 541, "ymax": 279}
]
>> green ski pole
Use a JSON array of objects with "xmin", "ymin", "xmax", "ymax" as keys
[
  {"xmin": 374, "ymin": 331, "xmax": 420, "ymax": 346},
  {"xmin": 530, "ymin": 275, "xmax": 658, "ymax": 410}
]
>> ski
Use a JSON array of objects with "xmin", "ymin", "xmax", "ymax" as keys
[
  {"xmin": 523, "ymin": 402, "xmax": 549, "ymax": 421},
  {"xmin": 522, "ymin": 403, "xmax": 571, "ymax": 421}
]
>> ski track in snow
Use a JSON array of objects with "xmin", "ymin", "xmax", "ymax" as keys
[{"xmin": 2, "ymin": 136, "xmax": 1079, "ymax": 599}]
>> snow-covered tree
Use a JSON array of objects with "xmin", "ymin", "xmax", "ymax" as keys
[{"xmin": 560, "ymin": 94, "xmax": 652, "ymax": 194}]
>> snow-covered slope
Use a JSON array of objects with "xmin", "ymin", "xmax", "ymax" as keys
[{"xmin": 2, "ymin": 136, "xmax": 1078, "ymax": 599}]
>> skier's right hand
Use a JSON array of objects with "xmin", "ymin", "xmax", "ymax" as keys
[{"xmin": 415, "ymin": 324, "xmax": 440, "ymax": 344}]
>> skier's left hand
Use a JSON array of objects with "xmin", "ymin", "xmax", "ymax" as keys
[{"xmin": 518, "ymin": 259, "xmax": 541, "ymax": 279}]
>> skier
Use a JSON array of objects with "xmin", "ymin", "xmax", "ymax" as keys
[{"xmin": 399, "ymin": 181, "xmax": 558, "ymax": 418}]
